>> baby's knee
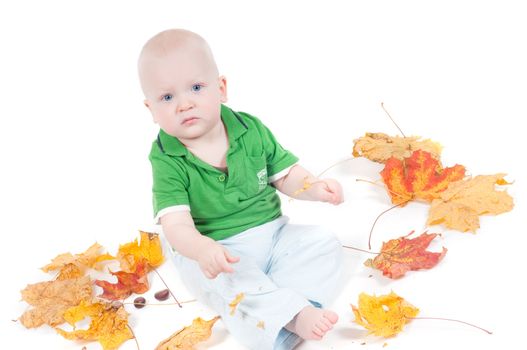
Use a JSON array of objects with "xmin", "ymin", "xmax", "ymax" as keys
[{"xmin": 304, "ymin": 226, "xmax": 342, "ymax": 252}]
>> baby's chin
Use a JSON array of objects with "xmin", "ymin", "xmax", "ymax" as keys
[{"xmin": 176, "ymin": 126, "xmax": 212, "ymax": 141}]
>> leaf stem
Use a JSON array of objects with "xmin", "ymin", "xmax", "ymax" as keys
[
  {"xmin": 355, "ymin": 178, "xmax": 412, "ymax": 201},
  {"xmin": 291, "ymin": 157, "xmax": 359, "ymax": 198},
  {"xmin": 342, "ymin": 245, "xmax": 380, "ymax": 255},
  {"xmin": 126, "ymin": 324, "xmax": 141, "ymax": 350},
  {"xmin": 123, "ymin": 299, "xmax": 197, "ymax": 307},
  {"xmin": 381, "ymin": 102, "xmax": 406, "ymax": 138},
  {"xmin": 315, "ymin": 157, "xmax": 357, "ymax": 178},
  {"xmin": 407, "ymin": 316, "xmax": 492, "ymax": 335},
  {"xmin": 368, "ymin": 202, "xmax": 408, "ymax": 250},
  {"xmin": 153, "ymin": 268, "xmax": 182, "ymax": 308},
  {"xmin": 354, "ymin": 178, "xmax": 411, "ymax": 249}
]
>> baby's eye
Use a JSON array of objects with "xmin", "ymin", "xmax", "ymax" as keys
[
  {"xmin": 191, "ymin": 84, "xmax": 203, "ymax": 92},
  {"xmin": 162, "ymin": 94, "xmax": 173, "ymax": 102}
]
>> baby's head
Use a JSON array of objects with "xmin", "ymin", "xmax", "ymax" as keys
[{"xmin": 138, "ymin": 29, "xmax": 227, "ymax": 141}]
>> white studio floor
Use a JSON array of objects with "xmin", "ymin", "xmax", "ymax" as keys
[
  {"xmin": 6, "ymin": 157, "xmax": 526, "ymax": 350},
  {"xmin": 2, "ymin": 1, "xmax": 527, "ymax": 349}
]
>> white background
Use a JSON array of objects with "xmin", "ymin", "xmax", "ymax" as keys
[{"xmin": 1, "ymin": 1, "xmax": 525, "ymax": 349}]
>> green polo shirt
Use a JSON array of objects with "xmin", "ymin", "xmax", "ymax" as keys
[{"xmin": 149, "ymin": 104, "xmax": 298, "ymax": 241}]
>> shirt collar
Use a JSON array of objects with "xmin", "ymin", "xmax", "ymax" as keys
[{"xmin": 157, "ymin": 104, "xmax": 248, "ymax": 157}]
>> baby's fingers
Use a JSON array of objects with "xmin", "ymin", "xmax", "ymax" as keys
[
  {"xmin": 220, "ymin": 260, "xmax": 235, "ymax": 273},
  {"xmin": 203, "ymin": 269, "xmax": 216, "ymax": 279},
  {"xmin": 329, "ymin": 192, "xmax": 344, "ymax": 205},
  {"xmin": 214, "ymin": 254, "xmax": 235, "ymax": 274},
  {"xmin": 318, "ymin": 187, "xmax": 340, "ymax": 204},
  {"xmin": 225, "ymin": 251, "xmax": 240, "ymax": 264},
  {"xmin": 322, "ymin": 181, "xmax": 344, "ymax": 204}
]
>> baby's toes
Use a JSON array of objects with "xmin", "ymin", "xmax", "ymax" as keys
[
  {"xmin": 320, "ymin": 317, "xmax": 334, "ymax": 330},
  {"xmin": 311, "ymin": 328, "xmax": 324, "ymax": 339},
  {"xmin": 323, "ymin": 310, "xmax": 339, "ymax": 324}
]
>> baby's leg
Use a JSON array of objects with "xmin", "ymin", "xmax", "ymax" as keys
[
  {"xmin": 267, "ymin": 224, "xmax": 343, "ymax": 306},
  {"xmin": 266, "ymin": 224, "xmax": 343, "ymax": 340},
  {"xmin": 172, "ymin": 252, "xmax": 310, "ymax": 350}
]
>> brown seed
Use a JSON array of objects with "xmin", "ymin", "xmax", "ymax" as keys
[
  {"xmin": 134, "ymin": 296, "xmax": 146, "ymax": 308},
  {"xmin": 154, "ymin": 289, "xmax": 170, "ymax": 301}
]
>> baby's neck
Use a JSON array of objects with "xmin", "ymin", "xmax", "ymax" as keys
[{"xmin": 185, "ymin": 122, "xmax": 229, "ymax": 169}]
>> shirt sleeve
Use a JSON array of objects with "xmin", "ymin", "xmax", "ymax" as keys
[
  {"xmin": 246, "ymin": 114, "xmax": 299, "ymax": 179},
  {"xmin": 149, "ymin": 143, "xmax": 191, "ymax": 220}
]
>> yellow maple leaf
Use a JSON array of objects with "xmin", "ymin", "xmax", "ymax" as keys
[
  {"xmin": 427, "ymin": 173, "xmax": 514, "ymax": 232},
  {"xmin": 19, "ymin": 276, "xmax": 92, "ymax": 328},
  {"xmin": 56, "ymin": 300, "xmax": 133, "ymax": 350},
  {"xmin": 41, "ymin": 242, "xmax": 113, "ymax": 273},
  {"xmin": 351, "ymin": 291, "xmax": 419, "ymax": 337},
  {"xmin": 353, "ymin": 133, "xmax": 442, "ymax": 163},
  {"xmin": 155, "ymin": 316, "xmax": 220, "ymax": 350},
  {"xmin": 229, "ymin": 293, "xmax": 245, "ymax": 316},
  {"xmin": 62, "ymin": 299, "xmax": 106, "ymax": 327},
  {"xmin": 118, "ymin": 231, "xmax": 164, "ymax": 272}
]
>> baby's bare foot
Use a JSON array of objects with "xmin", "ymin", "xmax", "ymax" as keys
[{"xmin": 285, "ymin": 306, "xmax": 338, "ymax": 340}]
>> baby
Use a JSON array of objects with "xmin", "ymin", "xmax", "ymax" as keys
[{"xmin": 138, "ymin": 29, "xmax": 344, "ymax": 350}]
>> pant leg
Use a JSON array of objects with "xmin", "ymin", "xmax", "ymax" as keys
[
  {"xmin": 172, "ymin": 218, "xmax": 311, "ymax": 350},
  {"xmin": 266, "ymin": 223, "xmax": 343, "ymax": 307}
]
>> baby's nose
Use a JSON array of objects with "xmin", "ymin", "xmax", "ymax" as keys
[{"xmin": 177, "ymin": 99, "xmax": 194, "ymax": 113}]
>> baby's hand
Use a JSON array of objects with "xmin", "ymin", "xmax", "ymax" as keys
[
  {"xmin": 196, "ymin": 240, "xmax": 240, "ymax": 279},
  {"xmin": 311, "ymin": 178, "xmax": 344, "ymax": 205}
]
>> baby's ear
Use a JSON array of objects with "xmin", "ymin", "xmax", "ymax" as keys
[
  {"xmin": 219, "ymin": 76, "xmax": 228, "ymax": 103},
  {"xmin": 143, "ymin": 99, "xmax": 158, "ymax": 123}
]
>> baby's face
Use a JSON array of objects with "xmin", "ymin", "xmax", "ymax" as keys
[{"xmin": 141, "ymin": 46, "xmax": 227, "ymax": 142}]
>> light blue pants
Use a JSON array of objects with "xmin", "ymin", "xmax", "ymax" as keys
[{"xmin": 172, "ymin": 216, "xmax": 343, "ymax": 350}]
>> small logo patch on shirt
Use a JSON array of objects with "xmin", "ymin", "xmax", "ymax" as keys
[{"xmin": 257, "ymin": 168, "xmax": 268, "ymax": 191}]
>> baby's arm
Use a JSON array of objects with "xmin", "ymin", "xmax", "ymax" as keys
[
  {"xmin": 160, "ymin": 211, "xmax": 239, "ymax": 279},
  {"xmin": 272, "ymin": 164, "xmax": 344, "ymax": 205}
]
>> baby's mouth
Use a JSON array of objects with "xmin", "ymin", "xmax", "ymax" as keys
[{"xmin": 181, "ymin": 116, "xmax": 199, "ymax": 125}]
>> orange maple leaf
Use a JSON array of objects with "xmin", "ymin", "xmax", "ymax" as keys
[
  {"xmin": 55, "ymin": 263, "xmax": 84, "ymax": 281},
  {"xmin": 380, "ymin": 150, "xmax": 466, "ymax": 205},
  {"xmin": 118, "ymin": 231, "xmax": 164, "ymax": 272},
  {"xmin": 41, "ymin": 242, "xmax": 114, "ymax": 274},
  {"xmin": 19, "ymin": 276, "xmax": 92, "ymax": 328},
  {"xmin": 352, "ymin": 291, "xmax": 419, "ymax": 337},
  {"xmin": 364, "ymin": 231, "xmax": 447, "ymax": 278},
  {"xmin": 56, "ymin": 300, "xmax": 133, "ymax": 350},
  {"xmin": 95, "ymin": 260, "xmax": 149, "ymax": 300},
  {"xmin": 155, "ymin": 316, "xmax": 220, "ymax": 350},
  {"xmin": 428, "ymin": 173, "xmax": 514, "ymax": 232}
]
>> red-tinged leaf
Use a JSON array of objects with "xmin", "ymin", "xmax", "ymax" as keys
[
  {"xmin": 95, "ymin": 260, "xmax": 149, "ymax": 300},
  {"xmin": 365, "ymin": 231, "xmax": 447, "ymax": 278},
  {"xmin": 380, "ymin": 150, "xmax": 465, "ymax": 205}
]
